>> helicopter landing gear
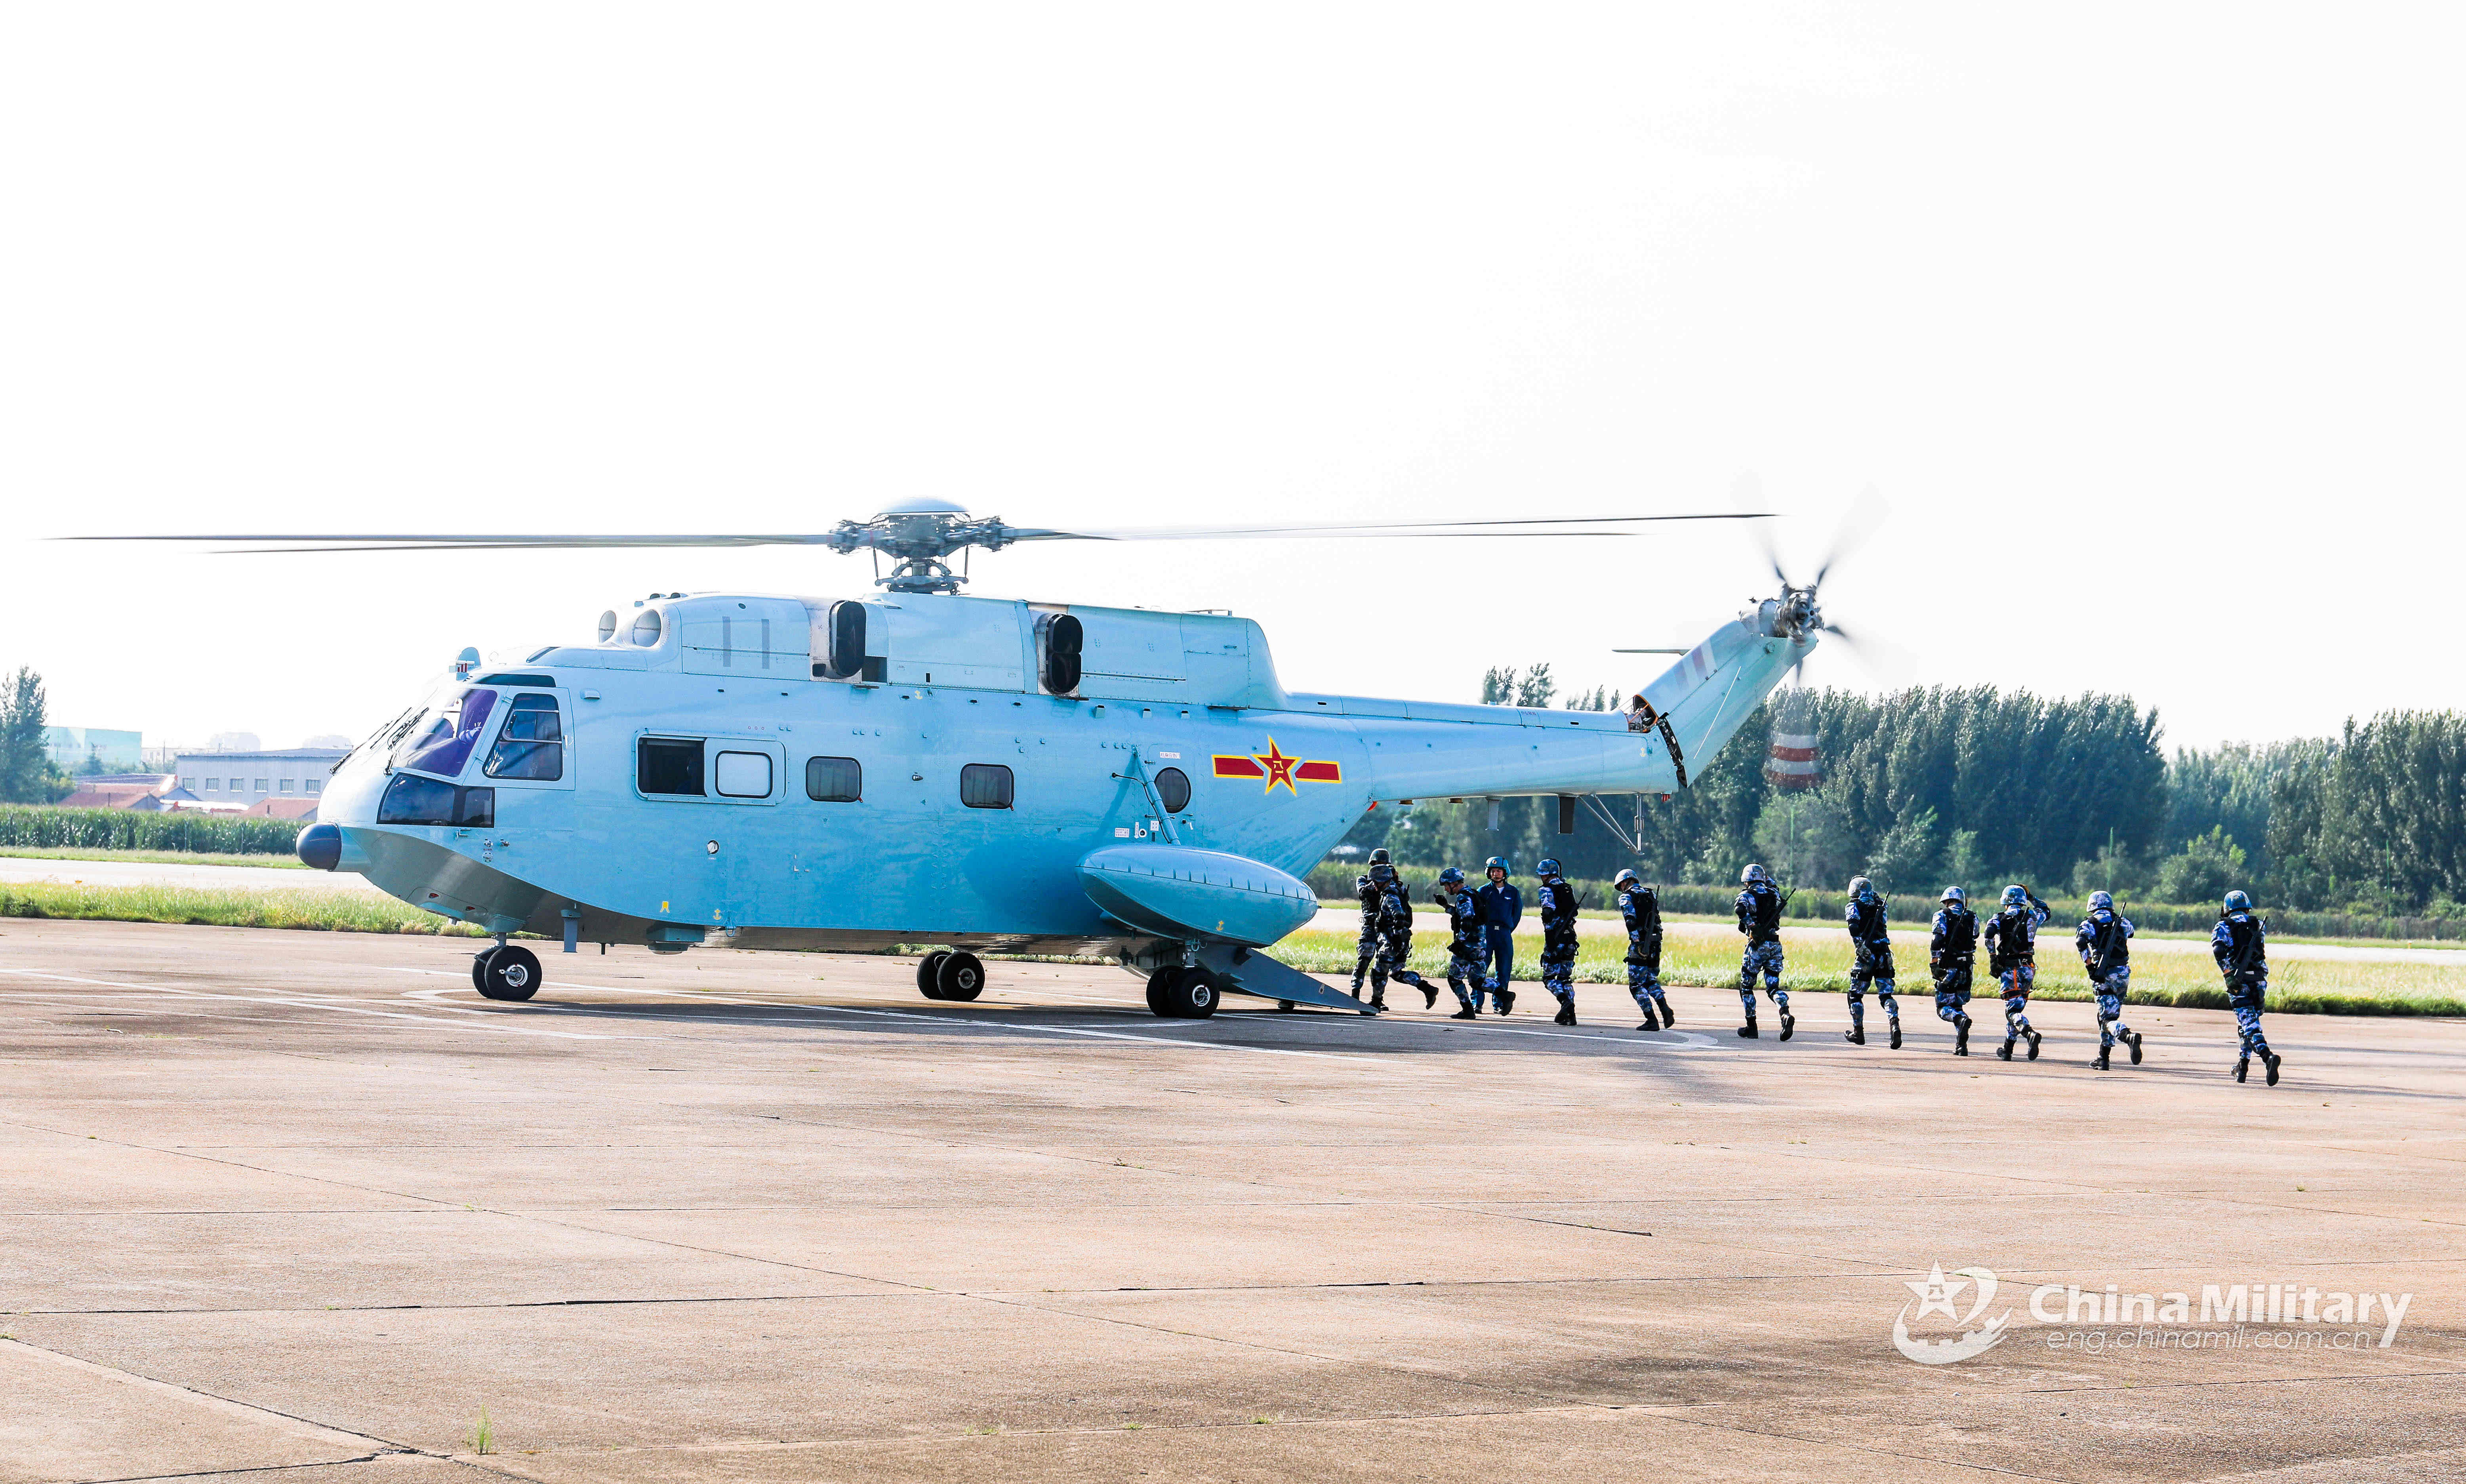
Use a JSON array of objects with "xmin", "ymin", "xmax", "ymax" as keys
[
  {"xmin": 920, "ymin": 951, "xmax": 984, "ymax": 1002},
  {"xmin": 1146, "ymin": 966, "xmax": 1219, "ymax": 1019},
  {"xmin": 473, "ymin": 943, "xmax": 541, "ymax": 1002}
]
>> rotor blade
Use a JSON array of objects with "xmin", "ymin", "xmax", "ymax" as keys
[
  {"xmin": 60, "ymin": 533, "xmax": 837, "ymax": 550},
  {"xmin": 1731, "ymin": 471, "xmax": 1788, "ymax": 586},
  {"xmin": 1003, "ymin": 511, "xmax": 1775, "ymax": 543},
  {"xmin": 1811, "ymin": 484, "xmax": 1889, "ymax": 588},
  {"xmin": 1819, "ymin": 620, "xmax": 1917, "ymax": 688}
]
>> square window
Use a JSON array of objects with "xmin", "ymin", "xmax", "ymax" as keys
[
  {"xmin": 279, "ymin": 779, "xmax": 295, "ymax": 792},
  {"xmin": 253, "ymin": 778, "xmax": 269, "ymax": 791},
  {"xmin": 203, "ymin": 779, "xmax": 218, "ymax": 791},
  {"xmin": 715, "ymin": 750, "xmax": 774, "ymax": 799},
  {"xmin": 637, "ymin": 737, "xmax": 705, "ymax": 796},
  {"xmin": 803, "ymin": 756, "xmax": 861, "ymax": 802},
  {"xmin": 959, "ymin": 763, "xmax": 1014, "ymax": 809},
  {"xmin": 307, "ymin": 779, "xmax": 321, "ymax": 792}
]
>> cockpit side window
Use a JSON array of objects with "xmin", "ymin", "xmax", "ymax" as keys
[
  {"xmin": 395, "ymin": 688, "xmax": 499, "ymax": 778},
  {"xmin": 484, "ymin": 693, "xmax": 564, "ymax": 781}
]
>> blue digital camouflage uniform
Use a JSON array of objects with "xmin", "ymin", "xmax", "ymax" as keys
[
  {"xmin": 1983, "ymin": 890, "xmax": 2051, "ymax": 1047},
  {"xmin": 1619, "ymin": 882, "xmax": 1668, "ymax": 1021},
  {"xmin": 1352, "ymin": 865, "xmax": 1433, "ymax": 1004},
  {"xmin": 1845, "ymin": 890, "xmax": 1899, "ymax": 1035},
  {"xmin": 1536, "ymin": 873, "xmax": 1580, "ymax": 1009},
  {"xmin": 2213, "ymin": 908, "xmax": 2273, "ymax": 1061},
  {"xmin": 1440, "ymin": 883, "xmax": 1486, "ymax": 1012},
  {"xmin": 1734, "ymin": 881, "xmax": 1788, "ymax": 1020},
  {"xmin": 2077, "ymin": 907, "xmax": 2138, "ymax": 1054},
  {"xmin": 1931, "ymin": 904, "xmax": 1979, "ymax": 1028}
]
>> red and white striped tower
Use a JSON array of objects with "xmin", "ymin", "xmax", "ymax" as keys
[{"xmin": 1764, "ymin": 730, "xmax": 1822, "ymax": 791}]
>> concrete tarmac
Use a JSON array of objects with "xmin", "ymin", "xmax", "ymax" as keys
[{"xmin": 2, "ymin": 918, "xmax": 2461, "ymax": 1482}]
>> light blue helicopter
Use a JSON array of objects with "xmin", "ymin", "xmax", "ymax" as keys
[{"xmin": 103, "ymin": 501, "xmax": 1833, "ymax": 1017}]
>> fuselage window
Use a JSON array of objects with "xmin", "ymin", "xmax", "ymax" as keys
[
  {"xmin": 805, "ymin": 756, "xmax": 861, "ymax": 802},
  {"xmin": 377, "ymin": 774, "xmax": 494, "ymax": 828},
  {"xmin": 1156, "ymin": 766, "xmax": 1192, "ymax": 813},
  {"xmin": 960, "ymin": 763, "xmax": 1014, "ymax": 809},
  {"xmin": 484, "ymin": 693, "xmax": 565, "ymax": 781},
  {"xmin": 396, "ymin": 688, "xmax": 497, "ymax": 778},
  {"xmin": 638, "ymin": 737, "xmax": 705, "ymax": 796},
  {"xmin": 714, "ymin": 750, "xmax": 775, "ymax": 799}
]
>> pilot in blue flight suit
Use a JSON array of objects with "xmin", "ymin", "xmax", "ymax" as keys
[{"xmin": 1477, "ymin": 856, "xmax": 1521, "ymax": 1016}]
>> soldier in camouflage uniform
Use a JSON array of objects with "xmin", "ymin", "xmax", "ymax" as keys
[
  {"xmin": 1984, "ymin": 884, "xmax": 2051, "ymax": 1062},
  {"xmin": 1931, "ymin": 886, "xmax": 1978, "ymax": 1056},
  {"xmin": 1434, "ymin": 867, "xmax": 1486, "ymax": 1020},
  {"xmin": 1734, "ymin": 863, "xmax": 1793, "ymax": 1040},
  {"xmin": 1843, "ymin": 875, "xmax": 1901, "ymax": 1049},
  {"xmin": 2077, "ymin": 890, "xmax": 2143, "ymax": 1071},
  {"xmin": 2213, "ymin": 890, "xmax": 2281, "ymax": 1085},
  {"xmin": 1536, "ymin": 859, "xmax": 1581, "ymax": 1025},
  {"xmin": 1614, "ymin": 869, "xmax": 1671, "ymax": 1030}
]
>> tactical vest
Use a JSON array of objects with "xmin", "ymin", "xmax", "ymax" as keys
[
  {"xmin": 2082, "ymin": 911, "xmax": 2131, "ymax": 972},
  {"xmin": 1740, "ymin": 884, "xmax": 1782, "ymax": 942},
  {"xmin": 2219, "ymin": 911, "xmax": 2266, "ymax": 980},
  {"xmin": 1847, "ymin": 897, "xmax": 1889, "ymax": 947},
  {"xmin": 1986, "ymin": 909, "xmax": 2037, "ymax": 973},
  {"xmin": 1934, "ymin": 907, "xmax": 1978, "ymax": 960},
  {"xmin": 1446, "ymin": 892, "xmax": 1485, "ymax": 954},
  {"xmin": 1540, "ymin": 879, "xmax": 1578, "ymax": 935}
]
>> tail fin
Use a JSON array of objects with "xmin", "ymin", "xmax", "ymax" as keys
[{"xmin": 1637, "ymin": 603, "xmax": 1810, "ymax": 787}]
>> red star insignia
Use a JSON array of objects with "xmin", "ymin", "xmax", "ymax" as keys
[{"xmin": 1255, "ymin": 738, "xmax": 1300, "ymax": 794}]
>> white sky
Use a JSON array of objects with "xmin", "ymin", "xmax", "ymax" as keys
[{"xmin": 4, "ymin": 5, "xmax": 2458, "ymax": 754}]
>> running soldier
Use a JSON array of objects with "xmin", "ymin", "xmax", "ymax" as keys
[
  {"xmin": 1351, "ymin": 848, "xmax": 1437, "ymax": 1010},
  {"xmin": 1536, "ymin": 858, "xmax": 1581, "ymax": 1026},
  {"xmin": 1433, "ymin": 867, "xmax": 1486, "ymax": 1020},
  {"xmin": 1734, "ymin": 863, "xmax": 1793, "ymax": 1040},
  {"xmin": 2213, "ymin": 889, "xmax": 2281, "ymax": 1085},
  {"xmin": 1931, "ymin": 886, "xmax": 1978, "ymax": 1055},
  {"xmin": 1843, "ymin": 876, "xmax": 1901, "ymax": 1049},
  {"xmin": 1614, "ymin": 869, "xmax": 1671, "ymax": 1030},
  {"xmin": 1983, "ymin": 883, "xmax": 2051, "ymax": 1061},
  {"xmin": 1477, "ymin": 857, "xmax": 1521, "ymax": 1015},
  {"xmin": 2077, "ymin": 890, "xmax": 2143, "ymax": 1071}
]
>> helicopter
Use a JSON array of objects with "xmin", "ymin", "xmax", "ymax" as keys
[{"xmin": 84, "ymin": 498, "xmax": 1853, "ymax": 1019}]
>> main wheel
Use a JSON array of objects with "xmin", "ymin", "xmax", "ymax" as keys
[
  {"xmin": 917, "ymin": 950, "xmax": 951, "ymax": 1000},
  {"xmin": 934, "ymin": 951, "xmax": 985, "ymax": 1002},
  {"xmin": 478, "ymin": 943, "xmax": 541, "ymax": 1002},
  {"xmin": 1145, "ymin": 972, "xmax": 1173, "ymax": 1016},
  {"xmin": 471, "ymin": 947, "xmax": 496, "ymax": 993},
  {"xmin": 1152, "ymin": 967, "xmax": 1219, "ymax": 1019}
]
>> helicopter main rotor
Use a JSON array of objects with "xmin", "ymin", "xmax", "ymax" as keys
[{"xmin": 70, "ymin": 496, "xmax": 1777, "ymax": 594}]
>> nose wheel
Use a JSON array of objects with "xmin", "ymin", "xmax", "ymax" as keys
[{"xmin": 472, "ymin": 943, "xmax": 542, "ymax": 1002}]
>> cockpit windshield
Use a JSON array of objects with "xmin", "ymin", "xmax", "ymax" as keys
[{"xmin": 393, "ymin": 688, "xmax": 498, "ymax": 778}]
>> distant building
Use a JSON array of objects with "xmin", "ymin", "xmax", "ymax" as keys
[
  {"xmin": 57, "ymin": 777, "xmax": 174, "ymax": 811},
  {"xmin": 169, "ymin": 748, "xmax": 351, "ymax": 811},
  {"xmin": 45, "ymin": 727, "xmax": 144, "ymax": 773},
  {"xmin": 242, "ymin": 796, "xmax": 321, "ymax": 821}
]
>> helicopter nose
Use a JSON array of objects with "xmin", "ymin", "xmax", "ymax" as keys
[{"xmin": 296, "ymin": 823, "xmax": 342, "ymax": 871}]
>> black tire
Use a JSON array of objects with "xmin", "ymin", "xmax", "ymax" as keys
[
  {"xmin": 1145, "ymin": 972, "xmax": 1173, "ymax": 1015},
  {"xmin": 471, "ymin": 948, "xmax": 495, "ymax": 993},
  {"xmin": 917, "ymin": 951, "xmax": 951, "ymax": 1000},
  {"xmin": 935, "ymin": 951, "xmax": 985, "ymax": 1002},
  {"xmin": 478, "ymin": 944, "xmax": 541, "ymax": 1002},
  {"xmin": 1154, "ymin": 967, "xmax": 1219, "ymax": 1019}
]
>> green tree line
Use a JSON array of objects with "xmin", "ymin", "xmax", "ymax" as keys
[{"xmin": 1344, "ymin": 667, "xmax": 2466, "ymax": 917}]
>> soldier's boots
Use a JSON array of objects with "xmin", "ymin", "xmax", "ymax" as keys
[
  {"xmin": 1449, "ymin": 1006, "xmax": 1479, "ymax": 1021},
  {"xmin": 2024, "ymin": 1028, "xmax": 2042, "ymax": 1061},
  {"xmin": 1997, "ymin": 1037, "xmax": 2015, "ymax": 1061},
  {"xmin": 1953, "ymin": 1015, "xmax": 1971, "ymax": 1056},
  {"xmin": 1658, "ymin": 1001, "xmax": 1675, "ymax": 1028},
  {"xmin": 1553, "ymin": 1001, "xmax": 1577, "ymax": 1027},
  {"xmin": 2094, "ymin": 1046, "xmax": 2111, "ymax": 1071},
  {"xmin": 1778, "ymin": 1010, "xmax": 1795, "ymax": 1042},
  {"xmin": 1422, "ymin": 983, "xmax": 1439, "ymax": 1010},
  {"xmin": 1844, "ymin": 1026, "xmax": 1865, "ymax": 1046},
  {"xmin": 2234, "ymin": 1056, "xmax": 2250, "ymax": 1082},
  {"xmin": 1889, "ymin": 1019, "xmax": 1902, "ymax": 1050},
  {"xmin": 1636, "ymin": 1000, "xmax": 1662, "ymax": 1031},
  {"xmin": 2126, "ymin": 1030, "xmax": 2144, "ymax": 1064},
  {"xmin": 1494, "ymin": 989, "xmax": 1517, "ymax": 1016},
  {"xmin": 2264, "ymin": 1051, "xmax": 2282, "ymax": 1086},
  {"xmin": 1738, "ymin": 1017, "xmax": 1760, "ymax": 1039}
]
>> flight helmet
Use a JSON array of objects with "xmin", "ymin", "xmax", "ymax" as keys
[
  {"xmin": 2224, "ymin": 889, "xmax": 2252, "ymax": 912},
  {"xmin": 2088, "ymin": 890, "xmax": 2113, "ymax": 912},
  {"xmin": 1484, "ymin": 856, "xmax": 1509, "ymax": 876},
  {"xmin": 1537, "ymin": 857, "xmax": 1563, "ymax": 877}
]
